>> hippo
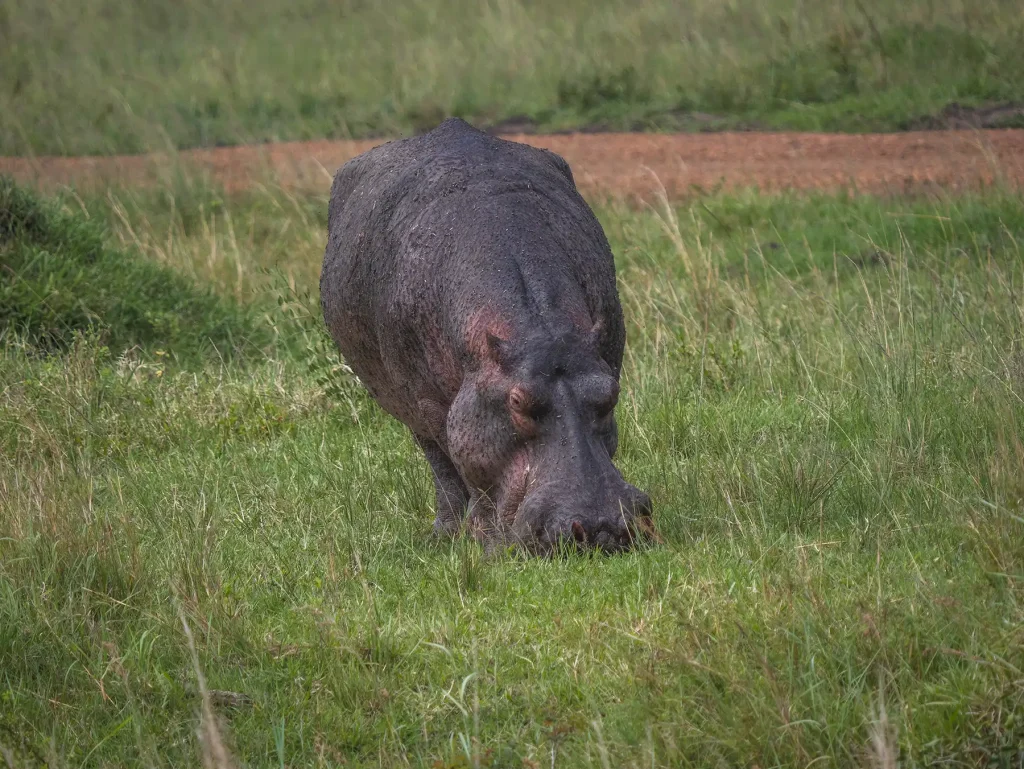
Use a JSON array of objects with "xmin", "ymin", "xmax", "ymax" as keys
[{"xmin": 320, "ymin": 118, "xmax": 652, "ymax": 553}]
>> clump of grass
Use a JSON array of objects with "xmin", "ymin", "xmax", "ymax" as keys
[{"xmin": 0, "ymin": 176, "xmax": 270, "ymax": 364}]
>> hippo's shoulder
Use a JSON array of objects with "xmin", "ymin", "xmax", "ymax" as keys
[
  {"xmin": 348, "ymin": 119, "xmax": 573, "ymax": 190},
  {"xmin": 328, "ymin": 119, "xmax": 580, "ymax": 232},
  {"xmin": 424, "ymin": 118, "xmax": 575, "ymax": 184}
]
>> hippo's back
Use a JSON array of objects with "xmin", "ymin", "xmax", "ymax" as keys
[
  {"xmin": 323, "ymin": 119, "xmax": 578, "ymax": 281},
  {"xmin": 323, "ymin": 119, "xmax": 576, "ymax": 266}
]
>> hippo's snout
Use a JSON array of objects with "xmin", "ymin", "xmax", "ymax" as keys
[{"xmin": 514, "ymin": 484, "xmax": 653, "ymax": 554}]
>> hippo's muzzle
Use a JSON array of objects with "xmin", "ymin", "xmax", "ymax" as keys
[{"xmin": 511, "ymin": 479, "xmax": 653, "ymax": 554}]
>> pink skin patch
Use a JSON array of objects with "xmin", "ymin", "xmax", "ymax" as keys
[
  {"xmin": 496, "ymin": 448, "xmax": 532, "ymax": 527},
  {"xmin": 465, "ymin": 448, "xmax": 532, "ymax": 545}
]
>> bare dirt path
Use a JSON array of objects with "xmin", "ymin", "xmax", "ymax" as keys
[{"xmin": 3, "ymin": 129, "xmax": 1023, "ymax": 201}]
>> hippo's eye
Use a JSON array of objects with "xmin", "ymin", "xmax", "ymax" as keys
[
  {"xmin": 508, "ymin": 384, "xmax": 533, "ymax": 415},
  {"xmin": 508, "ymin": 384, "xmax": 548, "ymax": 421}
]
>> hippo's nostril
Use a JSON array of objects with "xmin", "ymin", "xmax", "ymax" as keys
[
  {"xmin": 571, "ymin": 520, "xmax": 587, "ymax": 543},
  {"xmin": 627, "ymin": 514, "xmax": 660, "ymax": 545},
  {"xmin": 634, "ymin": 491, "xmax": 653, "ymax": 518}
]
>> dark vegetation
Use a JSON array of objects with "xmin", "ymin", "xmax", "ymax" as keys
[{"xmin": 0, "ymin": 177, "xmax": 269, "ymax": 363}]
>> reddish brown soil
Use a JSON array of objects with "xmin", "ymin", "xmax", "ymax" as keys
[{"xmin": 3, "ymin": 129, "xmax": 1024, "ymax": 201}]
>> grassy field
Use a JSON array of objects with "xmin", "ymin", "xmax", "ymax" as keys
[
  {"xmin": 3, "ymin": 0, "xmax": 1024, "ymax": 156},
  {"xmin": 1, "ymin": 175, "xmax": 1022, "ymax": 767}
]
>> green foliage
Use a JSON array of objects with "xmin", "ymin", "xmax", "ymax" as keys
[
  {"xmin": 0, "ymin": 177, "xmax": 269, "ymax": 363},
  {"xmin": 1, "ymin": 186, "xmax": 1022, "ymax": 766},
  {"xmin": 3, "ymin": 0, "xmax": 1024, "ymax": 154}
]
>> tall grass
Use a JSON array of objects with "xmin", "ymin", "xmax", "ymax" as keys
[
  {"xmin": 1, "ymin": 181, "xmax": 1021, "ymax": 766},
  {"xmin": 2, "ymin": 0, "xmax": 1024, "ymax": 156}
]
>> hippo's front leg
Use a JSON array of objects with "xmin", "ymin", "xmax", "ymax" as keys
[{"xmin": 416, "ymin": 437, "xmax": 469, "ymax": 537}]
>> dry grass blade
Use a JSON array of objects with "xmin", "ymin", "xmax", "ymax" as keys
[{"xmin": 179, "ymin": 607, "xmax": 237, "ymax": 769}]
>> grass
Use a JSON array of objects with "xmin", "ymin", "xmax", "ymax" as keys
[
  {"xmin": 2, "ymin": 0, "xmax": 1024, "ymax": 156},
  {"xmin": 1, "ymin": 178, "xmax": 1022, "ymax": 767},
  {"xmin": 0, "ymin": 176, "xmax": 271, "ymax": 364}
]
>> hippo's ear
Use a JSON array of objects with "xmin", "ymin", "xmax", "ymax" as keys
[{"xmin": 485, "ymin": 332, "xmax": 510, "ymax": 368}]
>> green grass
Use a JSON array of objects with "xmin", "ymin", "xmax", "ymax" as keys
[
  {"xmin": 0, "ymin": 176, "xmax": 271, "ymax": 365},
  {"xmin": 2, "ymin": 0, "xmax": 1024, "ymax": 156},
  {"xmin": 1, "ymin": 180, "xmax": 1022, "ymax": 767}
]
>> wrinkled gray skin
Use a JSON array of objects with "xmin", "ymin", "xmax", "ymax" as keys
[{"xmin": 320, "ymin": 118, "xmax": 652, "ymax": 554}]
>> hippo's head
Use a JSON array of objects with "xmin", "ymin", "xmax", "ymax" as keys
[{"xmin": 446, "ymin": 322, "xmax": 653, "ymax": 554}]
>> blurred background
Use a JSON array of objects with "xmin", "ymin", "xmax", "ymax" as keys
[{"xmin": 2, "ymin": 0, "xmax": 1023, "ymax": 156}]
